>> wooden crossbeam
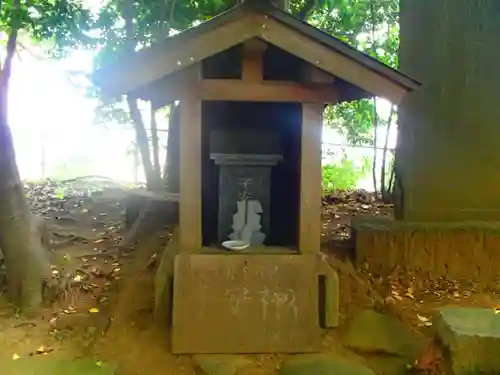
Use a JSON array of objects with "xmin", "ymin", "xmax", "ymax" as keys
[{"xmin": 147, "ymin": 78, "xmax": 339, "ymax": 109}]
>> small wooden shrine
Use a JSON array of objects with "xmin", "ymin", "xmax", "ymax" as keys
[{"xmin": 93, "ymin": 0, "xmax": 419, "ymax": 354}]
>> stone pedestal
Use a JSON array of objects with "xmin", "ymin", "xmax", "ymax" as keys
[
  {"xmin": 352, "ymin": 215, "xmax": 500, "ymax": 281},
  {"xmin": 434, "ymin": 306, "xmax": 500, "ymax": 375},
  {"xmin": 171, "ymin": 254, "xmax": 322, "ymax": 353},
  {"xmin": 211, "ymin": 154, "xmax": 282, "ymax": 243},
  {"xmin": 210, "ymin": 129, "xmax": 282, "ymax": 245}
]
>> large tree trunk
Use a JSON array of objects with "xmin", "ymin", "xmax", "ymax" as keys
[
  {"xmin": 397, "ymin": 0, "xmax": 500, "ymax": 221},
  {"xmin": 127, "ymin": 96, "xmax": 157, "ymax": 190},
  {"xmin": 150, "ymin": 102, "xmax": 161, "ymax": 183},
  {"xmin": 0, "ymin": 23, "xmax": 49, "ymax": 314},
  {"xmin": 371, "ymin": 98, "xmax": 379, "ymax": 193},
  {"xmin": 121, "ymin": 0, "xmax": 159, "ymax": 191},
  {"xmin": 380, "ymin": 105, "xmax": 395, "ymax": 202},
  {"xmin": 164, "ymin": 103, "xmax": 180, "ymax": 193}
]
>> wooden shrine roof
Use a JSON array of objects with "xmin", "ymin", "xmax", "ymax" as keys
[{"xmin": 92, "ymin": 1, "xmax": 420, "ymax": 104}]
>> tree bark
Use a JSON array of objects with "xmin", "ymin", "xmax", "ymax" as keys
[
  {"xmin": 150, "ymin": 102, "xmax": 162, "ymax": 189},
  {"xmin": 127, "ymin": 96, "xmax": 157, "ymax": 190},
  {"xmin": 164, "ymin": 103, "xmax": 180, "ymax": 193},
  {"xmin": 380, "ymin": 104, "xmax": 395, "ymax": 201},
  {"xmin": 121, "ymin": 0, "xmax": 157, "ymax": 190},
  {"xmin": 387, "ymin": 154, "xmax": 395, "ymax": 197},
  {"xmin": 369, "ymin": 0, "xmax": 379, "ymax": 194},
  {"xmin": 371, "ymin": 97, "xmax": 379, "ymax": 193},
  {"xmin": 0, "ymin": 5, "xmax": 49, "ymax": 314}
]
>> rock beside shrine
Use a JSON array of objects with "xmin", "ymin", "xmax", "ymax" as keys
[
  {"xmin": 362, "ymin": 356, "xmax": 413, "ymax": 375},
  {"xmin": 279, "ymin": 354, "xmax": 375, "ymax": 375},
  {"xmin": 344, "ymin": 309, "xmax": 421, "ymax": 359},
  {"xmin": 0, "ymin": 357, "xmax": 116, "ymax": 375},
  {"xmin": 434, "ymin": 306, "xmax": 500, "ymax": 375},
  {"xmin": 193, "ymin": 355, "xmax": 254, "ymax": 375}
]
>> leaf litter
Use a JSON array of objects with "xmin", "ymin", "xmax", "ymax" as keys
[
  {"xmin": 0, "ymin": 177, "xmax": 138, "ymax": 362},
  {"xmin": 0, "ymin": 184, "xmax": 496, "ymax": 374},
  {"xmin": 321, "ymin": 190, "xmax": 500, "ymax": 353}
]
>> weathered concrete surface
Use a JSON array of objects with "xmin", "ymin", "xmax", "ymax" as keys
[
  {"xmin": 344, "ymin": 310, "xmax": 421, "ymax": 359},
  {"xmin": 434, "ymin": 306, "xmax": 500, "ymax": 375},
  {"xmin": 0, "ymin": 357, "xmax": 116, "ymax": 375},
  {"xmin": 352, "ymin": 215, "xmax": 500, "ymax": 281},
  {"xmin": 172, "ymin": 254, "xmax": 321, "ymax": 353},
  {"xmin": 193, "ymin": 355, "xmax": 254, "ymax": 375},
  {"xmin": 398, "ymin": 0, "xmax": 500, "ymax": 222},
  {"xmin": 154, "ymin": 227, "xmax": 180, "ymax": 324},
  {"xmin": 279, "ymin": 354, "xmax": 375, "ymax": 375},
  {"xmin": 317, "ymin": 256, "xmax": 340, "ymax": 328}
]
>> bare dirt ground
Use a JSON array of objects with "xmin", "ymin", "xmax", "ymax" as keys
[{"xmin": 1, "ymin": 182, "xmax": 499, "ymax": 374}]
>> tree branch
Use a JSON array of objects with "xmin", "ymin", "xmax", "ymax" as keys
[
  {"xmin": 121, "ymin": 0, "xmax": 157, "ymax": 189},
  {"xmin": 2, "ymin": 0, "xmax": 20, "ymax": 89},
  {"xmin": 297, "ymin": 0, "xmax": 316, "ymax": 20},
  {"xmin": 169, "ymin": 0, "xmax": 177, "ymax": 24},
  {"xmin": 380, "ymin": 104, "xmax": 396, "ymax": 199}
]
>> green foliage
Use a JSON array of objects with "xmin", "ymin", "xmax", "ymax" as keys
[
  {"xmin": 89, "ymin": 0, "xmax": 233, "ymax": 126},
  {"xmin": 322, "ymin": 157, "xmax": 371, "ymax": 192},
  {"xmin": 81, "ymin": 0, "xmax": 400, "ymax": 192},
  {"xmin": 0, "ymin": 1, "xmax": 93, "ymax": 58},
  {"xmin": 85, "ymin": 0, "xmax": 399, "ymax": 144},
  {"xmin": 325, "ymin": 100, "xmax": 375, "ymax": 145},
  {"xmin": 313, "ymin": 0, "xmax": 399, "ymax": 145}
]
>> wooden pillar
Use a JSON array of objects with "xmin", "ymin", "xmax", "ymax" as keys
[
  {"xmin": 179, "ymin": 66, "xmax": 202, "ymax": 253},
  {"xmin": 299, "ymin": 103, "xmax": 324, "ymax": 254},
  {"xmin": 242, "ymin": 38, "xmax": 267, "ymax": 82}
]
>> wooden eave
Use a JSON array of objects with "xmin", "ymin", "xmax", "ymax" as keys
[{"xmin": 92, "ymin": 2, "xmax": 420, "ymax": 104}]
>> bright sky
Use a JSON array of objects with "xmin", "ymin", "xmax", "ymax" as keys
[
  {"xmin": 7, "ymin": 0, "xmax": 398, "ymax": 190},
  {"xmin": 9, "ymin": 48, "xmax": 144, "ymax": 182}
]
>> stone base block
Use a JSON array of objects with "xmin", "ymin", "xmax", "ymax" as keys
[
  {"xmin": 434, "ymin": 307, "xmax": 500, "ymax": 375},
  {"xmin": 154, "ymin": 228, "xmax": 180, "ymax": 325},
  {"xmin": 352, "ymin": 216, "xmax": 500, "ymax": 281},
  {"xmin": 171, "ymin": 254, "xmax": 338, "ymax": 354}
]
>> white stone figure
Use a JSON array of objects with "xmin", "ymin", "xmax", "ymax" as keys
[{"xmin": 229, "ymin": 199, "xmax": 266, "ymax": 245}]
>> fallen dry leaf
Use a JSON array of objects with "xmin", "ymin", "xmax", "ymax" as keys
[
  {"xmin": 391, "ymin": 290, "xmax": 403, "ymax": 301},
  {"xmin": 33, "ymin": 345, "xmax": 53, "ymax": 355},
  {"xmin": 417, "ymin": 314, "xmax": 433, "ymax": 327},
  {"xmin": 417, "ymin": 314, "xmax": 429, "ymax": 322},
  {"xmin": 406, "ymin": 287, "xmax": 415, "ymax": 300}
]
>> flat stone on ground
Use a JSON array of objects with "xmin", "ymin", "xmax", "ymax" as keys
[
  {"xmin": 434, "ymin": 306, "xmax": 500, "ymax": 375},
  {"xmin": 193, "ymin": 355, "xmax": 254, "ymax": 375},
  {"xmin": 344, "ymin": 309, "xmax": 421, "ymax": 359},
  {"xmin": 0, "ymin": 357, "xmax": 116, "ymax": 375},
  {"xmin": 363, "ymin": 355, "xmax": 412, "ymax": 375},
  {"xmin": 279, "ymin": 354, "xmax": 375, "ymax": 375}
]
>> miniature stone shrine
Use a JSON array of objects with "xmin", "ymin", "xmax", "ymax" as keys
[{"xmin": 92, "ymin": 0, "xmax": 418, "ymax": 354}]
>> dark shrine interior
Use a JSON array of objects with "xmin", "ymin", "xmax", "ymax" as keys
[{"xmin": 201, "ymin": 42, "xmax": 306, "ymax": 248}]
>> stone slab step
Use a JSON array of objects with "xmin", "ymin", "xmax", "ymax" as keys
[
  {"xmin": 279, "ymin": 354, "xmax": 376, "ymax": 375},
  {"xmin": 434, "ymin": 306, "xmax": 500, "ymax": 375}
]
